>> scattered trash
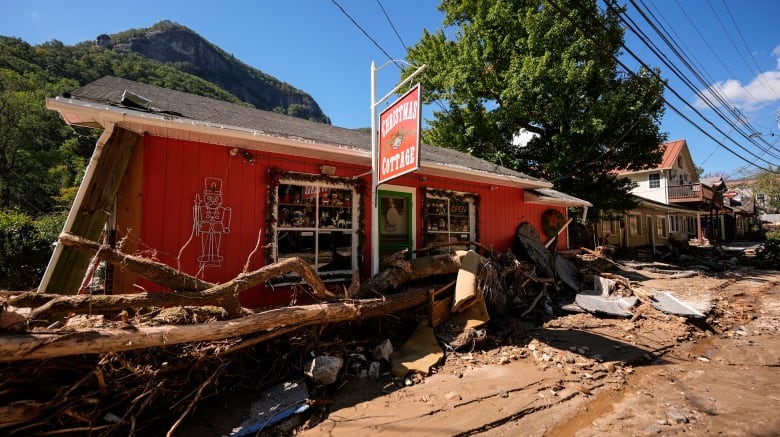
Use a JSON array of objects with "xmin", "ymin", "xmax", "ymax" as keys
[
  {"xmin": 650, "ymin": 291, "xmax": 706, "ymax": 318},
  {"xmin": 575, "ymin": 290, "xmax": 638, "ymax": 317},
  {"xmin": 229, "ymin": 380, "xmax": 309, "ymax": 436}
]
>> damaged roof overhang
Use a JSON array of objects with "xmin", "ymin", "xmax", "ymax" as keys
[
  {"xmin": 47, "ymin": 97, "xmax": 552, "ymax": 190},
  {"xmin": 523, "ymin": 189, "xmax": 592, "ymax": 208}
]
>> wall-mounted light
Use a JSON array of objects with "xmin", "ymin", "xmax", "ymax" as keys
[
  {"xmin": 490, "ymin": 185, "xmax": 499, "ymax": 191},
  {"xmin": 419, "ymin": 176, "xmax": 428, "ymax": 181},
  {"xmin": 229, "ymin": 147, "xmax": 239, "ymax": 157},
  {"xmin": 320, "ymin": 165, "xmax": 336, "ymax": 176},
  {"xmin": 241, "ymin": 150, "xmax": 255, "ymax": 164}
]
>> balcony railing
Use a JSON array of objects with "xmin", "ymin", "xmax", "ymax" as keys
[
  {"xmin": 668, "ymin": 183, "xmax": 702, "ymax": 201},
  {"xmin": 668, "ymin": 183, "xmax": 723, "ymax": 208}
]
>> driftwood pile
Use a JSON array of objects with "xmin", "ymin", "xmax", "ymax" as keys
[{"xmin": 0, "ymin": 226, "xmax": 567, "ymax": 435}]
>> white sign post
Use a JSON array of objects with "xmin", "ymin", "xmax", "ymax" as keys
[{"xmin": 370, "ymin": 61, "xmax": 426, "ymax": 275}]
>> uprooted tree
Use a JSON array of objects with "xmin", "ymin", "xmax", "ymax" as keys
[{"xmin": 1, "ymin": 233, "xmax": 479, "ymax": 363}]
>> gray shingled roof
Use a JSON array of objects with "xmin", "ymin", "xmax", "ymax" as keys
[{"xmin": 69, "ymin": 76, "xmax": 545, "ymax": 184}]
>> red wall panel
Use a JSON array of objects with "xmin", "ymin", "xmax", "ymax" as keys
[{"xmin": 132, "ymin": 136, "xmax": 570, "ymax": 308}]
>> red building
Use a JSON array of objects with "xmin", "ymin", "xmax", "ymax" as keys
[{"xmin": 41, "ymin": 76, "xmax": 590, "ymax": 308}]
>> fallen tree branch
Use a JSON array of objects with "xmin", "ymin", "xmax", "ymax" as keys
[
  {"xmin": 16, "ymin": 238, "xmax": 333, "ymax": 320},
  {"xmin": 58, "ymin": 232, "xmax": 214, "ymax": 292},
  {"xmin": 0, "ymin": 285, "xmax": 435, "ymax": 363}
]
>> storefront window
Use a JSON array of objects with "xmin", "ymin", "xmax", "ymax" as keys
[
  {"xmin": 266, "ymin": 168, "xmax": 364, "ymax": 284},
  {"xmin": 422, "ymin": 189, "xmax": 478, "ymax": 254}
]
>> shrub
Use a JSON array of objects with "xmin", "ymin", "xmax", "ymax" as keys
[
  {"xmin": 741, "ymin": 238, "xmax": 780, "ymax": 270},
  {"xmin": 0, "ymin": 210, "xmax": 64, "ymax": 290}
]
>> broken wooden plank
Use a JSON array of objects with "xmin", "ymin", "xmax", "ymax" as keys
[
  {"xmin": 40, "ymin": 126, "xmax": 139, "ymax": 294},
  {"xmin": 556, "ymin": 254, "xmax": 580, "ymax": 292},
  {"xmin": 516, "ymin": 222, "xmax": 554, "ymax": 278}
]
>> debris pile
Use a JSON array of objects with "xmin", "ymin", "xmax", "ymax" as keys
[{"xmin": 0, "ymin": 223, "xmax": 735, "ymax": 435}]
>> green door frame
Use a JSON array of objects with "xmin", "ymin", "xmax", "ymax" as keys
[{"xmin": 378, "ymin": 189, "xmax": 413, "ymax": 261}]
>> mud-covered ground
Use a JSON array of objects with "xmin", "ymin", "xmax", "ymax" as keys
[
  {"xmin": 298, "ymin": 265, "xmax": 779, "ymax": 436},
  {"xmin": 180, "ymin": 257, "xmax": 780, "ymax": 437}
]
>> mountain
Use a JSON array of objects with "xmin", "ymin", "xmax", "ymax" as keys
[
  {"xmin": 0, "ymin": 20, "xmax": 331, "ymax": 217},
  {"xmin": 102, "ymin": 20, "xmax": 330, "ymax": 123}
]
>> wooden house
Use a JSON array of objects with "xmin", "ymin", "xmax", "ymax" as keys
[
  {"xmin": 601, "ymin": 139, "xmax": 727, "ymax": 248},
  {"xmin": 40, "ymin": 76, "xmax": 591, "ymax": 308}
]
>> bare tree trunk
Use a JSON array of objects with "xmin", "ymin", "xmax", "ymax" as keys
[{"xmin": 0, "ymin": 286, "xmax": 433, "ymax": 363}]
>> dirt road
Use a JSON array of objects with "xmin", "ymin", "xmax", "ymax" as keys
[{"xmin": 295, "ymin": 267, "xmax": 780, "ymax": 437}]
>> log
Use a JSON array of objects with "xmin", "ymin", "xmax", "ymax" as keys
[
  {"xmin": 358, "ymin": 251, "xmax": 467, "ymax": 297},
  {"xmin": 0, "ymin": 286, "xmax": 434, "ymax": 363}
]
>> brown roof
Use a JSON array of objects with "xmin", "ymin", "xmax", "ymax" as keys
[
  {"xmin": 660, "ymin": 139, "xmax": 686, "ymax": 169},
  {"xmin": 614, "ymin": 139, "xmax": 687, "ymax": 175},
  {"xmin": 67, "ymin": 76, "xmax": 546, "ymax": 185}
]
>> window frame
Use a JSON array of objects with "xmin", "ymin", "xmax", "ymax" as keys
[
  {"xmin": 266, "ymin": 168, "xmax": 365, "ymax": 284},
  {"xmin": 648, "ymin": 173, "xmax": 661, "ymax": 189},
  {"xmin": 422, "ymin": 188, "xmax": 479, "ymax": 254},
  {"xmin": 628, "ymin": 215, "xmax": 641, "ymax": 236}
]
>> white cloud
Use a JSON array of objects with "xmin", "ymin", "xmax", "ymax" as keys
[{"xmin": 693, "ymin": 47, "xmax": 780, "ymax": 114}]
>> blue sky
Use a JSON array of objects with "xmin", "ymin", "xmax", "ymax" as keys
[{"xmin": 3, "ymin": 0, "xmax": 780, "ymax": 179}]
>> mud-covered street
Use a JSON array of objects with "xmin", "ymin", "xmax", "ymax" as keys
[{"xmin": 292, "ymin": 267, "xmax": 780, "ymax": 437}]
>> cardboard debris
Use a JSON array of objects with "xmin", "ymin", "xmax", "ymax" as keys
[
  {"xmin": 453, "ymin": 250, "xmax": 485, "ymax": 313},
  {"xmin": 391, "ymin": 320, "xmax": 444, "ymax": 377}
]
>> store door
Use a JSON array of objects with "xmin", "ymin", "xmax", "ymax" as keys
[{"xmin": 378, "ymin": 190, "xmax": 413, "ymax": 264}]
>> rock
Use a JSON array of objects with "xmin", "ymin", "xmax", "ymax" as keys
[
  {"xmin": 374, "ymin": 339, "xmax": 393, "ymax": 362},
  {"xmin": 368, "ymin": 361, "xmax": 381, "ymax": 379},
  {"xmin": 304, "ymin": 355, "xmax": 343, "ymax": 385},
  {"xmin": 667, "ymin": 406, "xmax": 688, "ymax": 424},
  {"xmin": 444, "ymin": 391, "xmax": 462, "ymax": 401}
]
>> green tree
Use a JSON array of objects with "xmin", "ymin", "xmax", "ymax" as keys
[
  {"xmin": 0, "ymin": 210, "xmax": 64, "ymax": 289},
  {"xmin": 403, "ymin": 0, "xmax": 666, "ymax": 214},
  {"xmin": 750, "ymin": 167, "xmax": 780, "ymax": 213},
  {"xmin": 0, "ymin": 69, "xmax": 81, "ymax": 214}
]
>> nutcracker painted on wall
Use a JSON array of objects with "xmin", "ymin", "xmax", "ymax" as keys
[{"xmin": 193, "ymin": 177, "xmax": 232, "ymax": 268}]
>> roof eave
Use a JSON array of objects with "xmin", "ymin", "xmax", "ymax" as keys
[
  {"xmin": 523, "ymin": 191, "xmax": 592, "ymax": 207},
  {"xmin": 47, "ymin": 97, "xmax": 368, "ymax": 163},
  {"xmin": 420, "ymin": 162, "xmax": 552, "ymax": 189},
  {"xmin": 48, "ymin": 97, "xmax": 555, "ymax": 188}
]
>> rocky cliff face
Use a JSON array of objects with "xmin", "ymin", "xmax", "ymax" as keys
[{"xmin": 119, "ymin": 25, "xmax": 329, "ymax": 123}]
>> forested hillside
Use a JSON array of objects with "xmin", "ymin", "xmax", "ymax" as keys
[{"xmin": 0, "ymin": 20, "xmax": 330, "ymax": 289}]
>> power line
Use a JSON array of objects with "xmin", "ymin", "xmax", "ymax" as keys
[
  {"xmin": 329, "ymin": 0, "xmax": 399, "ymax": 67},
  {"xmin": 376, "ymin": 0, "xmax": 408, "ymax": 51},
  {"xmin": 719, "ymin": 0, "xmax": 779, "ymax": 98},
  {"xmin": 615, "ymin": 0, "xmax": 780, "ymax": 170},
  {"xmin": 628, "ymin": 0, "xmax": 777, "ymax": 161}
]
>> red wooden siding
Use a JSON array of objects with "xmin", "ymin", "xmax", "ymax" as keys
[
  {"xmin": 123, "ymin": 135, "xmax": 569, "ymax": 309},
  {"xmin": 388, "ymin": 172, "xmax": 569, "ymax": 253}
]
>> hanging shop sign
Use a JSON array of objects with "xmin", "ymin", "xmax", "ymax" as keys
[{"xmin": 378, "ymin": 84, "xmax": 421, "ymax": 185}]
